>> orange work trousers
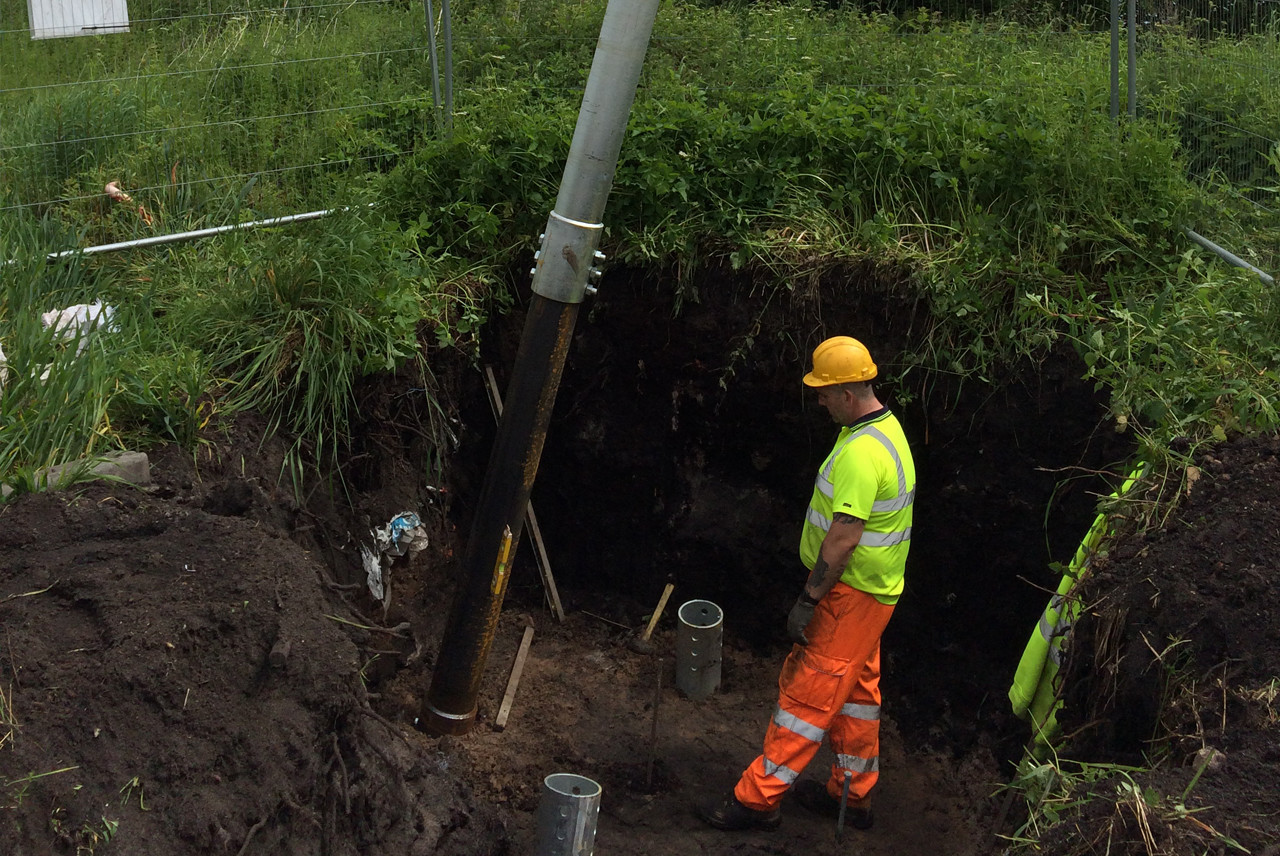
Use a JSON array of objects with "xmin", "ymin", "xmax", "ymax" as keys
[{"xmin": 735, "ymin": 583, "xmax": 895, "ymax": 811}]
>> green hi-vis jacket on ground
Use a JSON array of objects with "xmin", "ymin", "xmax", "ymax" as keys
[
  {"xmin": 800, "ymin": 409, "xmax": 916, "ymax": 606},
  {"xmin": 1009, "ymin": 464, "xmax": 1147, "ymax": 748}
]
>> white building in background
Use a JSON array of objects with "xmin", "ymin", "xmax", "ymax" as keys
[{"xmin": 27, "ymin": 0, "xmax": 129, "ymax": 39}]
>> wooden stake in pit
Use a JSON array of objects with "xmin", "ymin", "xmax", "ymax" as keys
[
  {"xmin": 627, "ymin": 582, "xmax": 675, "ymax": 655},
  {"xmin": 646, "ymin": 657, "xmax": 663, "ymax": 792},
  {"xmin": 495, "ymin": 625, "xmax": 536, "ymax": 731},
  {"xmin": 484, "ymin": 364, "xmax": 565, "ymax": 623}
]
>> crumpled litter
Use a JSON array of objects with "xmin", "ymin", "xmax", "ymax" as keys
[
  {"xmin": 42, "ymin": 302, "xmax": 117, "ymax": 355},
  {"xmin": 0, "ymin": 304, "xmax": 117, "ymax": 390},
  {"xmin": 363, "ymin": 511, "xmax": 429, "ymax": 603},
  {"xmin": 375, "ymin": 511, "xmax": 430, "ymax": 557}
]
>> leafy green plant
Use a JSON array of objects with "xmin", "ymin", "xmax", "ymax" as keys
[
  {"xmin": 998, "ymin": 752, "xmax": 1151, "ymax": 846},
  {"xmin": 1027, "ymin": 253, "xmax": 1280, "ymax": 463},
  {"xmin": 2, "ymin": 0, "xmax": 1277, "ymax": 516}
]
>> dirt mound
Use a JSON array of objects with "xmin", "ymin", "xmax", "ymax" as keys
[
  {"xmin": 0, "ymin": 431, "xmax": 505, "ymax": 856},
  {"xmin": 1049, "ymin": 433, "xmax": 1280, "ymax": 854}
]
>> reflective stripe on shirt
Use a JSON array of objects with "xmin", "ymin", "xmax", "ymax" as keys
[{"xmin": 808, "ymin": 423, "xmax": 914, "ymax": 538}]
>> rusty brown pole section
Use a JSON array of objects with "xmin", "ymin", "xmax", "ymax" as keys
[{"xmin": 421, "ymin": 0, "xmax": 661, "ymax": 735}]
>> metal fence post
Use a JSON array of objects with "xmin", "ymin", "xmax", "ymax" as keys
[
  {"xmin": 1110, "ymin": 0, "xmax": 1121, "ymax": 120},
  {"xmin": 1127, "ymin": 0, "xmax": 1137, "ymax": 118}
]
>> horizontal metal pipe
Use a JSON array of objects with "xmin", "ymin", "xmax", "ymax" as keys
[
  {"xmin": 1184, "ymin": 228, "xmax": 1276, "ymax": 285},
  {"xmin": 5, "ymin": 205, "xmax": 367, "ymax": 266}
]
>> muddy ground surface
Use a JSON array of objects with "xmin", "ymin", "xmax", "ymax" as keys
[
  {"xmin": 2, "ymin": 267, "xmax": 1274, "ymax": 855},
  {"xmin": 0, "ymin": 452, "xmax": 992, "ymax": 856}
]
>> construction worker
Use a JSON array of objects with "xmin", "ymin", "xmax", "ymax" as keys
[{"xmin": 697, "ymin": 335, "xmax": 916, "ymax": 833}]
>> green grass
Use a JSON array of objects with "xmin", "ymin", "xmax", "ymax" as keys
[
  {"xmin": 1, "ymin": 0, "xmax": 1278, "ymax": 494},
  {"xmin": 0, "ymin": 224, "xmax": 121, "ymax": 492},
  {"xmin": 155, "ymin": 207, "xmax": 427, "ymax": 469}
]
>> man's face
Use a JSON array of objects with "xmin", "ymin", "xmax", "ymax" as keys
[{"xmin": 816, "ymin": 385, "xmax": 854, "ymax": 423}]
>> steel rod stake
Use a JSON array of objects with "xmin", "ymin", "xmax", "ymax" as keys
[{"xmin": 836, "ymin": 770, "xmax": 853, "ymax": 841}]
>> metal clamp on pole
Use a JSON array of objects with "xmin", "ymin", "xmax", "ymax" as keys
[{"xmin": 531, "ymin": 211, "xmax": 606, "ymax": 304}]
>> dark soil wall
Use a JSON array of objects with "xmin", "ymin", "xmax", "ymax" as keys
[{"xmin": 471, "ymin": 262, "xmax": 1135, "ymax": 757}]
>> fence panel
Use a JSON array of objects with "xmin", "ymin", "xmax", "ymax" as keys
[
  {"xmin": 1, "ymin": 0, "xmax": 438, "ymax": 237},
  {"xmin": 1, "ymin": 0, "xmax": 1276, "ymax": 270}
]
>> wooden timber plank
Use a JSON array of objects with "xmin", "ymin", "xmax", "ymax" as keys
[
  {"xmin": 495, "ymin": 625, "xmax": 536, "ymax": 730},
  {"xmin": 483, "ymin": 364, "xmax": 566, "ymax": 623}
]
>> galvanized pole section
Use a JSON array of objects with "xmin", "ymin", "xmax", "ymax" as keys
[
  {"xmin": 423, "ymin": 0, "xmax": 442, "ymax": 130},
  {"xmin": 1110, "ymin": 0, "xmax": 1121, "ymax": 120},
  {"xmin": 1127, "ymin": 0, "xmax": 1137, "ymax": 118},
  {"xmin": 1185, "ymin": 229, "xmax": 1277, "ymax": 285},
  {"xmin": 3, "ymin": 205, "xmax": 366, "ymax": 266},
  {"xmin": 421, "ymin": 0, "xmax": 662, "ymax": 736},
  {"xmin": 442, "ymin": 0, "xmax": 454, "ymax": 131}
]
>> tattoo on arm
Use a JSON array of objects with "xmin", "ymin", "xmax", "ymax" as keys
[
  {"xmin": 807, "ymin": 514, "xmax": 863, "ymax": 590},
  {"xmin": 806, "ymin": 558, "xmax": 829, "ymax": 588}
]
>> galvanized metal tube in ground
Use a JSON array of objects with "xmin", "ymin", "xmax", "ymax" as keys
[
  {"xmin": 535, "ymin": 774, "xmax": 602, "ymax": 856},
  {"xmin": 675, "ymin": 600, "xmax": 724, "ymax": 701}
]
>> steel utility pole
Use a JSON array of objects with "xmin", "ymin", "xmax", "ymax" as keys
[{"xmin": 421, "ymin": 0, "xmax": 662, "ymax": 736}]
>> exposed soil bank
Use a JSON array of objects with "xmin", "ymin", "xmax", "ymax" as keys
[
  {"xmin": 1047, "ymin": 434, "xmax": 1280, "ymax": 855},
  {"xmin": 495, "ymin": 266, "xmax": 1132, "ymax": 757},
  {"xmin": 5, "ymin": 264, "xmax": 1274, "ymax": 855}
]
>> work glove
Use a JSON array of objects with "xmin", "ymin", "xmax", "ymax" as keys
[{"xmin": 787, "ymin": 592, "xmax": 820, "ymax": 646}]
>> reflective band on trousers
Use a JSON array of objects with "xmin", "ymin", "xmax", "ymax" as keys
[
  {"xmin": 762, "ymin": 758, "xmax": 801, "ymax": 784},
  {"xmin": 809, "ymin": 422, "xmax": 914, "ymax": 540},
  {"xmin": 1038, "ymin": 593, "xmax": 1066, "ymax": 640},
  {"xmin": 839, "ymin": 702, "xmax": 880, "ymax": 721},
  {"xmin": 773, "ymin": 707, "xmax": 826, "ymax": 742},
  {"xmin": 836, "ymin": 753, "xmax": 879, "ymax": 774}
]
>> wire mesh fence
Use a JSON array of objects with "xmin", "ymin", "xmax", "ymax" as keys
[
  {"xmin": 1, "ymin": 0, "xmax": 1276, "ymax": 266},
  {"xmin": 1, "ymin": 0, "xmax": 442, "ymax": 236}
]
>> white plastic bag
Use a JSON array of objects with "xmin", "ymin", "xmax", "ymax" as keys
[{"xmin": 41, "ymin": 302, "xmax": 117, "ymax": 355}]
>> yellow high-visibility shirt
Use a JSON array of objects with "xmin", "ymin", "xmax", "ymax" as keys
[{"xmin": 800, "ymin": 410, "xmax": 915, "ymax": 604}]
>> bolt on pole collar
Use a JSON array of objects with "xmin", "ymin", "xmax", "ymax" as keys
[{"xmin": 531, "ymin": 210, "xmax": 606, "ymax": 304}]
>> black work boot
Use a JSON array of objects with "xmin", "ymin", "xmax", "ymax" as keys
[
  {"xmin": 793, "ymin": 779, "xmax": 874, "ymax": 830},
  {"xmin": 695, "ymin": 793, "xmax": 783, "ymax": 831}
]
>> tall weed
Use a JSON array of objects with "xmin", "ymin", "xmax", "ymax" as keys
[
  {"xmin": 0, "ymin": 223, "xmax": 121, "ymax": 493},
  {"xmin": 155, "ymin": 209, "xmax": 428, "ymax": 468}
]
